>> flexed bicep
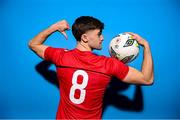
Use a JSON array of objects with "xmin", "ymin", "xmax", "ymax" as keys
[{"xmin": 122, "ymin": 66, "xmax": 152, "ymax": 85}]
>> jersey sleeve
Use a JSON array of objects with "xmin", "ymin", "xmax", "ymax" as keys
[
  {"xmin": 107, "ymin": 57, "xmax": 129, "ymax": 80},
  {"xmin": 44, "ymin": 47, "xmax": 65, "ymax": 65}
]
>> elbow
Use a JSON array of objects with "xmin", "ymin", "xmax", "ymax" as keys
[
  {"xmin": 145, "ymin": 80, "xmax": 154, "ymax": 86},
  {"xmin": 28, "ymin": 41, "xmax": 33, "ymax": 49},
  {"xmin": 143, "ymin": 76, "xmax": 154, "ymax": 86},
  {"xmin": 28, "ymin": 40, "xmax": 37, "ymax": 51}
]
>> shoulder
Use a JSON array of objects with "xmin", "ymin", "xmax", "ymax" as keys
[
  {"xmin": 100, "ymin": 55, "xmax": 127, "ymax": 70},
  {"xmin": 44, "ymin": 47, "xmax": 67, "ymax": 61},
  {"xmin": 98, "ymin": 55, "xmax": 120, "ymax": 63},
  {"xmin": 45, "ymin": 47, "xmax": 67, "ymax": 54},
  {"xmin": 94, "ymin": 55, "xmax": 123, "ymax": 68},
  {"xmin": 45, "ymin": 46, "xmax": 66, "ymax": 51}
]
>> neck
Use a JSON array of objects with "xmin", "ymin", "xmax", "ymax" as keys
[{"xmin": 76, "ymin": 42, "xmax": 92, "ymax": 51}]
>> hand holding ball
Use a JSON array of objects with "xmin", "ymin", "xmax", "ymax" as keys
[{"xmin": 109, "ymin": 33, "xmax": 140, "ymax": 64}]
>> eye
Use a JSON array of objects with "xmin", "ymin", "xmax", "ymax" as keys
[{"xmin": 98, "ymin": 32, "xmax": 102, "ymax": 36}]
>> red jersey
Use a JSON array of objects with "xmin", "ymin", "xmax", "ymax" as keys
[{"xmin": 44, "ymin": 47, "xmax": 129, "ymax": 119}]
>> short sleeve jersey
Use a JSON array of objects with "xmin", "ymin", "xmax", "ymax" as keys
[{"xmin": 44, "ymin": 47, "xmax": 129, "ymax": 119}]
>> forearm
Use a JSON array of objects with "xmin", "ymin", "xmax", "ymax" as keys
[
  {"xmin": 29, "ymin": 26, "xmax": 56, "ymax": 46},
  {"xmin": 141, "ymin": 42, "xmax": 154, "ymax": 84}
]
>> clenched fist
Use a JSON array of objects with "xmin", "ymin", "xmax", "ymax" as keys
[{"xmin": 50, "ymin": 20, "xmax": 70, "ymax": 39}]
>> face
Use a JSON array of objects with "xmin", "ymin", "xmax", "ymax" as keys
[{"xmin": 85, "ymin": 29, "xmax": 104, "ymax": 50}]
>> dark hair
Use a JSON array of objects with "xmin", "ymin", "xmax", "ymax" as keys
[{"xmin": 72, "ymin": 16, "xmax": 104, "ymax": 41}]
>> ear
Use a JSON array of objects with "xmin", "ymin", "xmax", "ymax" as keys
[{"xmin": 81, "ymin": 34, "xmax": 88, "ymax": 43}]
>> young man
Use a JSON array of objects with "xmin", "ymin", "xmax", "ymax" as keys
[{"xmin": 28, "ymin": 16, "xmax": 154, "ymax": 119}]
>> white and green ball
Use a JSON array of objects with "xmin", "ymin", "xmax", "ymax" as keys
[{"xmin": 109, "ymin": 33, "xmax": 139, "ymax": 63}]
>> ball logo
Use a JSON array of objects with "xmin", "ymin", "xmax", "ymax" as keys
[{"xmin": 123, "ymin": 39, "xmax": 135, "ymax": 47}]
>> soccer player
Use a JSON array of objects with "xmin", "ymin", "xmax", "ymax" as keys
[{"xmin": 28, "ymin": 16, "xmax": 154, "ymax": 119}]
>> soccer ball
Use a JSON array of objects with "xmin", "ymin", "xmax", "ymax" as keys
[{"xmin": 109, "ymin": 33, "xmax": 139, "ymax": 64}]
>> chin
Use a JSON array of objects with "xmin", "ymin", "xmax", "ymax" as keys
[
  {"xmin": 96, "ymin": 47, "xmax": 102, "ymax": 50},
  {"xmin": 92, "ymin": 45, "xmax": 102, "ymax": 50}
]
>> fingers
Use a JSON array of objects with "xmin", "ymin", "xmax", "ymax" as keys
[
  {"xmin": 59, "ymin": 23, "xmax": 69, "ymax": 40},
  {"xmin": 61, "ymin": 20, "xmax": 70, "ymax": 30},
  {"xmin": 66, "ymin": 23, "xmax": 70, "ymax": 30},
  {"xmin": 126, "ymin": 32, "xmax": 148, "ymax": 46},
  {"xmin": 61, "ymin": 31, "xmax": 68, "ymax": 40},
  {"xmin": 56, "ymin": 20, "xmax": 70, "ymax": 40},
  {"xmin": 125, "ymin": 32, "xmax": 139, "ymax": 39}
]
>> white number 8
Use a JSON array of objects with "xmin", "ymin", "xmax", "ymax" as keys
[{"xmin": 69, "ymin": 70, "xmax": 88, "ymax": 104}]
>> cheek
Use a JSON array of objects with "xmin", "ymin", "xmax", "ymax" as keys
[
  {"xmin": 88, "ymin": 39, "xmax": 98, "ymax": 47},
  {"xmin": 88, "ymin": 36, "xmax": 96, "ymax": 43},
  {"xmin": 88, "ymin": 35, "xmax": 95, "ymax": 41},
  {"xmin": 88, "ymin": 39, "xmax": 95, "ymax": 46}
]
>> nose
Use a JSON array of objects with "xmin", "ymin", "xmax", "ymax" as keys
[{"xmin": 101, "ymin": 35, "xmax": 104, "ymax": 41}]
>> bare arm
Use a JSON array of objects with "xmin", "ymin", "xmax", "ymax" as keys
[
  {"xmin": 123, "ymin": 33, "xmax": 154, "ymax": 85},
  {"xmin": 28, "ymin": 20, "xmax": 70, "ymax": 59}
]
